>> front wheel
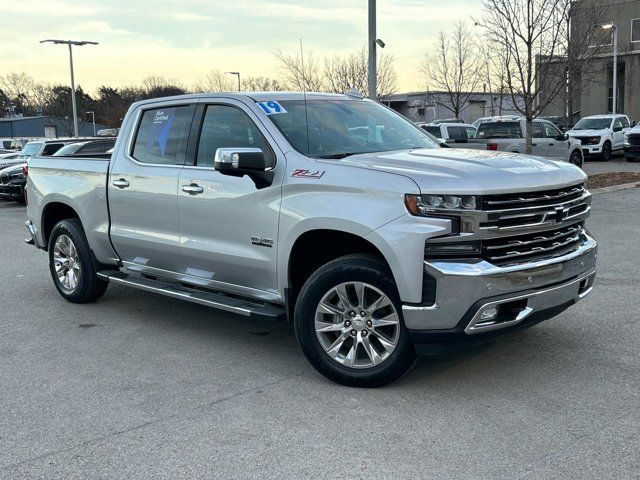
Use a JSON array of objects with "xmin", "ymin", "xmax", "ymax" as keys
[
  {"xmin": 48, "ymin": 219, "xmax": 108, "ymax": 303},
  {"xmin": 601, "ymin": 142, "xmax": 612, "ymax": 161},
  {"xmin": 569, "ymin": 150, "xmax": 583, "ymax": 168},
  {"xmin": 294, "ymin": 255, "xmax": 416, "ymax": 387}
]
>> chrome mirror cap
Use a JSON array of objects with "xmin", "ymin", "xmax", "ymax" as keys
[{"xmin": 214, "ymin": 147, "xmax": 263, "ymax": 170}]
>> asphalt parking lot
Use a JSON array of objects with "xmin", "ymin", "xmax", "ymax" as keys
[
  {"xmin": 1, "ymin": 186, "xmax": 639, "ymax": 480},
  {"xmin": 583, "ymin": 155, "xmax": 640, "ymax": 175}
]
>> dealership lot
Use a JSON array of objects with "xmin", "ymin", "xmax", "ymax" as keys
[{"xmin": 1, "ymin": 187, "xmax": 639, "ymax": 479}]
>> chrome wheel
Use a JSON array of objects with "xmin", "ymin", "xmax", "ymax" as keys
[
  {"xmin": 314, "ymin": 282, "xmax": 400, "ymax": 369},
  {"xmin": 53, "ymin": 234, "xmax": 80, "ymax": 293}
]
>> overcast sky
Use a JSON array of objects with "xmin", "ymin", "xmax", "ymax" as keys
[{"xmin": 1, "ymin": 0, "xmax": 483, "ymax": 94}]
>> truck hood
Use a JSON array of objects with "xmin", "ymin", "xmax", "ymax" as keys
[
  {"xmin": 337, "ymin": 148, "xmax": 586, "ymax": 194},
  {"xmin": 567, "ymin": 128, "xmax": 608, "ymax": 137}
]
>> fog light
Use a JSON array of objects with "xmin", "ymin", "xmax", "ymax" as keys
[{"xmin": 479, "ymin": 306, "xmax": 499, "ymax": 322}]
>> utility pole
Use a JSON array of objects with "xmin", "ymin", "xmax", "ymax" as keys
[{"xmin": 368, "ymin": 0, "xmax": 377, "ymax": 100}]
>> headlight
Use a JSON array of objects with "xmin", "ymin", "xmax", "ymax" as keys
[
  {"xmin": 405, "ymin": 194, "xmax": 480, "ymax": 215},
  {"xmin": 585, "ymin": 136, "xmax": 601, "ymax": 145},
  {"xmin": 624, "ymin": 134, "xmax": 630, "ymax": 146}
]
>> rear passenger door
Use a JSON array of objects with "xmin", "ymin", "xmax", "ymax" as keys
[
  {"xmin": 176, "ymin": 100, "xmax": 283, "ymax": 298},
  {"xmin": 108, "ymin": 102, "xmax": 196, "ymax": 274},
  {"xmin": 531, "ymin": 122, "xmax": 549, "ymax": 157}
]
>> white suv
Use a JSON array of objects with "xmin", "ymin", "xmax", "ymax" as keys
[
  {"xmin": 567, "ymin": 114, "xmax": 631, "ymax": 161},
  {"xmin": 418, "ymin": 123, "xmax": 477, "ymax": 144}
]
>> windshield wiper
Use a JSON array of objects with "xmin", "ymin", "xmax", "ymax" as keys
[{"xmin": 315, "ymin": 152, "xmax": 362, "ymax": 159}]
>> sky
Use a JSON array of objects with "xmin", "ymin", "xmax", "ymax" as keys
[{"xmin": 0, "ymin": 0, "xmax": 483, "ymax": 94}]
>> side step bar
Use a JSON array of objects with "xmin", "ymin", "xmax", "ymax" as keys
[{"xmin": 97, "ymin": 270, "xmax": 286, "ymax": 322}]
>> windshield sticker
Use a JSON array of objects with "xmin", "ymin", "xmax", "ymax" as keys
[
  {"xmin": 291, "ymin": 169, "xmax": 325, "ymax": 179},
  {"xmin": 256, "ymin": 101, "xmax": 287, "ymax": 116}
]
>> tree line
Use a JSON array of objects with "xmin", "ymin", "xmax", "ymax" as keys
[{"xmin": 0, "ymin": 47, "xmax": 397, "ymax": 134}]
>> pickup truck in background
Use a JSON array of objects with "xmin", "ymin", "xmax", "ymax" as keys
[
  {"xmin": 417, "ymin": 122, "xmax": 477, "ymax": 144},
  {"xmin": 566, "ymin": 114, "xmax": 631, "ymax": 161},
  {"xmin": 26, "ymin": 92, "xmax": 597, "ymax": 387},
  {"xmin": 461, "ymin": 117, "xmax": 584, "ymax": 167},
  {"xmin": 624, "ymin": 123, "xmax": 640, "ymax": 162}
]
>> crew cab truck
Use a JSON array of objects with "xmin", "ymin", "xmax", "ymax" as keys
[
  {"xmin": 567, "ymin": 114, "xmax": 631, "ymax": 161},
  {"xmin": 26, "ymin": 93, "xmax": 597, "ymax": 387}
]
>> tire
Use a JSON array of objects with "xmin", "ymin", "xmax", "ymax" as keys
[
  {"xmin": 569, "ymin": 149, "xmax": 583, "ymax": 168},
  {"xmin": 48, "ymin": 218, "xmax": 108, "ymax": 303},
  {"xmin": 294, "ymin": 254, "xmax": 416, "ymax": 387},
  {"xmin": 601, "ymin": 141, "xmax": 612, "ymax": 161}
]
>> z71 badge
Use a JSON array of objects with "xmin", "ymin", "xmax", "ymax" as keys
[
  {"xmin": 291, "ymin": 169, "xmax": 325, "ymax": 179},
  {"xmin": 251, "ymin": 236, "xmax": 274, "ymax": 248}
]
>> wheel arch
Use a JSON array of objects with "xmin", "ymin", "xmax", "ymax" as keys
[{"xmin": 41, "ymin": 201, "xmax": 81, "ymax": 248}]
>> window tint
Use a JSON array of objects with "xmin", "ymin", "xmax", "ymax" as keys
[
  {"xmin": 422, "ymin": 125, "xmax": 441, "ymax": 137},
  {"xmin": 196, "ymin": 105, "xmax": 274, "ymax": 168},
  {"xmin": 541, "ymin": 122, "xmax": 561, "ymax": 138},
  {"xmin": 465, "ymin": 127, "xmax": 476, "ymax": 138},
  {"xmin": 531, "ymin": 122, "xmax": 544, "ymax": 138},
  {"xmin": 447, "ymin": 126, "xmax": 467, "ymax": 141},
  {"xmin": 80, "ymin": 141, "xmax": 115, "ymax": 154},
  {"xmin": 620, "ymin": 117, "xmax": 630, "ymax": 128},
  {"xmin": 132, "ymin": 105, "xmax": 195, "ymax": 165},
  {"xmin": 476, "ymin": 122, "xmax": 522, "ymax": 139},
  {"xmin": 613, "ymin": 117, "xmax": 624, "ymax": 130},
  {"xmin": 633, "ymin": 19, "xmax": 640, "ymax": 43},
  {"xmin": 42, "ymin": 143, "xmax": 64, "ymax": 155}
]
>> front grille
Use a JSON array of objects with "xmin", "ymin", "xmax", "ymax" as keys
[
  {"xmin": 627, "ymin": 134, "xmax": 640, "ymax": 146},
  {"xmin": 574, "ymin": 136, "xmax": 600, "ymax": 145},
  {"xmin": 481, "ymin": 223, "xmax": 585, "ymax": 266},
  {"xmin": 483, "ymin": 184, "xmax": 585, "ymax": 210},
  {"xmin": 0, "ymin": 173, "xmax": 9, "ymax": 185}
]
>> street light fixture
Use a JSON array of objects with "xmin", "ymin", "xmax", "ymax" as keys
[
  {"xmin": 225, "ymin": 71, "xmax": 241, "ymax": 92},
  {"xmin": 601, "ymin": 23, "xmax": 618, "ymax": 115},
  {"xmin": 40, "ymin": 39, "xmax": 98, "ymax": 137}
]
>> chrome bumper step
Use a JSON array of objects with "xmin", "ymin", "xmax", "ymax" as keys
[{"xmin": 97, "ymin": 270, "xmax": 286, "ymax": 322}]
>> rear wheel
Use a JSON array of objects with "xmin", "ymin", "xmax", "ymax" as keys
[
  {"xmin": 295, "ymin": 255, "xmax": 416, "ymax": 387},
  {"xmin": 601, "ymin": 141, "xmax": 612, "ymax": 161},
  {"xmin": 48, "ymin": 219, "xmax": 108, "ymax": 303},
  {"xmin": 569, "ymin": 149, "xmax": 583, "ymax": 168}
]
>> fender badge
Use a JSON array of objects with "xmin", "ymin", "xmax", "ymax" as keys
[
  {"xmin": 291, "ymin": 169, "xmax": 325, "ymax": 179},
  {"xmin": 251, "ymin": 236, "xmax": 274, "ymax": 248}
]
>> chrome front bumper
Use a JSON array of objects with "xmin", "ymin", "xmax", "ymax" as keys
[{"xmin": 402, "ymin": 234, "xmax": 597, "ymax": 333}]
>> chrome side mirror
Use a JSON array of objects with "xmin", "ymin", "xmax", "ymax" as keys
[{"xmin": 214, "ymin": 148, "xmax": 266, "ymax": 172}]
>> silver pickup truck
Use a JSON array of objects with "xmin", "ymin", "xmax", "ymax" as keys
[{"xmin": 25, "ymin": 92, "xmax": 597, "ymax": 387}]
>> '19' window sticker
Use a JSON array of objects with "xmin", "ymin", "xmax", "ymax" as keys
[{"xmin": 256, "ymin": 101, "xmax": 287, "ymax": 115}]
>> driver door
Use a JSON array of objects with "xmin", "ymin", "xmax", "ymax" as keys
[
  {"xmin": 176, "ymin": 101, "xmax": 284, "ymax": 299},
  {"xmin": 541, "ymin": 121, "xmax": 569, "ymax": 159}
]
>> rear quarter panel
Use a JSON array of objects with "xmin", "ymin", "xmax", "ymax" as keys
[{"xmin": 26, "ymin": 157, "xmax": 119, "ymax": 264}]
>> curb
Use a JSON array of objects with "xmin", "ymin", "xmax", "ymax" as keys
[{"xmin": 591, "ymin": 182, "xmax": 640, "ymax": 194}]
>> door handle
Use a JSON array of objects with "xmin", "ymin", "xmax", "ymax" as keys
[
  {"xmin": 181, "ymin": 184, "xmax": 204, "ymax": 195},
  {"xmin": 112, "ymin": 178, "xmax": 130, "ymax": 189},
  {"xmin": 532, "ymin": 143, "xmax": 537, "ymax": 147},
  {"xmin": 549, "ymin": 143, "xmax": 554, "ymax": 146}
]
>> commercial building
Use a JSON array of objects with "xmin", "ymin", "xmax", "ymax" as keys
[
  {"xmin": 0, "ymin": 115, "xmax": 110, "ymax": 139},
  {"xmin": 540, "ymin": 0, "xmax": 640, "ymax": 122},
  {"xmin": 385, "ymin": 91, "xmax": 524, "ymax": 124}
]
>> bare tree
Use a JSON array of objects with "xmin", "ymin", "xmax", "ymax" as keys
[
  {"xmin": 478, "ymin": 0, "xmax": 572, "ymax": 153},
  {"xmin": 0, "ymin": 72, "xmax": 37, "ymax": 113},
  {"xmin": 275, "ymin": 50, "xmax": 325, "ymax": 92},
  {"xmin": 420, "ymin": 22, "xmax": 483, "ymax": 118},
  {"xmin": 193, "ymin": 70, "xmax": 235, "ymax": 92},
  {"xmin": 324, "ymin": 48, "xmax": 397, "ymax": 99},
  {"xmin": 243, "ymin": 76, "xmax": 288, "ymax": 92}
]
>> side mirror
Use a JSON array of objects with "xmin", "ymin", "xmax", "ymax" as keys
[
  {"xmin": 214, "ymin": 148, "xmax": 267, "ymax": 173},
  {"xmin": 558, "ymin": 133, "xmax": 569, "ymax": 141}
]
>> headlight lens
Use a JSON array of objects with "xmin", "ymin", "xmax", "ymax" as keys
[
  {"xmin": 585, "ymin": 136, "xmax": 601, "ymax": 145},
  {"xmin": 624, "ymin": 134, "xmax": 630, "ymax": 146},
  {"xmin": 405, "ymin": 194, "xmax": 479, "ymax": 214}
]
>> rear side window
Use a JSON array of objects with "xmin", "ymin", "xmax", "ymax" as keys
[
  {"xmin": 476, "ymin": 122, "xmax": 522, "ymax": 139},
  {"xmin": 446, "ymin": 126, "xmax": 467, "ymax": 141},
  {"xmin": 532, "ymin": 122, "xmax": 544, "ymax": 138},
  {"xmin": 132, "ymin": 105, "xmax": 196, "ymax": 165},
  {"xmin": 80, "ymin": 141, "xmax": 115, "ymax": 154},
  {"xmin": 421, "ymin": 126, "xmax": 441, "ymax": 137},
  {"xmin": 42, "ymin": 143, "xmax": 65, "ymax": 155}
]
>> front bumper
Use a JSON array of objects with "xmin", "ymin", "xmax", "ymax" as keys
[
  {"xmin": 0, "ymin": 182, "xmax": 24, "ymax": 200},
  {"xmin": 582, "ymin": 146, "xmax": 603, "ymax": 157},
  {"xmin": 402, "ymin": 234, "xmax": 597, "ymax": 343},
  {"xmin": 624, "ymin": 146, "xmax": 640, "ymax": 158}
]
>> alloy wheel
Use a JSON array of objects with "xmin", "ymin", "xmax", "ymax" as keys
[
  {"xmin": 314, "ymin": 281, "xmax": 400, "ymax": 369},
  {"xmin": 53, "ymin": 234, "xmax": 81, "ymax": 293}
]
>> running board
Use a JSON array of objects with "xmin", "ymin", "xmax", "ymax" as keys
[{"xmin": 97, "ymin": 270, "xmax": 286, "ymax": 322}]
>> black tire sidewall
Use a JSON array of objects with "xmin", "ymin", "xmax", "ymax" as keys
[
  {"xmin": 602, "ymin": 142, "xmax": 612, "ymax": 161},
  {"xmin": 48, "ymin": 219, "xmax": 103, "ymax": 303},
  {"xmin": 570, "ymin": 150, "xmax": 583, "ymax": 168},
  {"xmin": 294, "ymin": 256, "xmax": 416, "ymax": 387}
]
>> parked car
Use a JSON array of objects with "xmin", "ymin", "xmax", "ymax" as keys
[
  {"xmin": 0, "ymin": 163, "xmax": 27, "ymax": 203},
  {"xmin": 53, "ymin": 139, "xmax": 116, "ymax": 157},
  {"xmin": 566, "ymin": 114, "xmax": 631, "ymax": 161},
  {"xmin": 464, "ymin": 117, "xmax": 584, "ymax": 167},
  {"xmin": 472, "ymin": 115, "xmax": 520, "ymax": 128},
  {"xmin": 432, "ymin": 118, "xmax": 464, "ymax": 124},
  {"xmin": 417, "ymin": 122, "xmax": 477, "ymax": 143},
  {"xmin": 624, "ymin": 123, "xmax": 640, "ymax": 162},
  {"xmin": 26, "ymin": 92, "xmax": 596, "ymax": 387}
]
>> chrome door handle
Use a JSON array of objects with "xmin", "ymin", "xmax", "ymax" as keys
[
  {"xmin": 182, "ymin": 184, "xmax": 204, "ymax": 195},
  {"xmin": 112, "ymin": 178, "xmax": 130, "ymax": 189}
]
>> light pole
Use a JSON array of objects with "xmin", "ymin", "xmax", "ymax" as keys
[
  {"xmin": 601, "ymin": 23, "xmax": 618, "ymax": 114},
  {"xmin": 40, "ymin": 39, "xmax": 98, "ymax": 137},
  {"xmin": 225, "ymin": 71, "xmax": 241, "ymax": 92},
  {"xmin": 367, "ymin": 0, "xmax": 385, "ymax": 100},
  {"xmin": 86, "ymin": 111, "xmax": 96, "ymax": 136}
]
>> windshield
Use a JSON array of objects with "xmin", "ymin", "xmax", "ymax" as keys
[
  {"xmin": 264, "ymin": 99, "xmax": 439, "ymax": 158},
  {"xmin": 573, "ymin": 118, "xmax": 613, "ymax": 130},
  {"xmin": 53, "ymin": 143, "xmax": 84, "ymax": 156},
  {"xmin": 20, "ymin": 142, "xmax": 43, "ymax": 157}
]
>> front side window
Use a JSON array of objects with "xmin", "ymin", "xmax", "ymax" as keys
[
  {"xmin": 42, "ymin": 143, "xmax": 64, "ymax": 155},
  {"xmin": 422, "ymin": 125, "xmax": 442, "ymax": 138},
  {"xmin": 541, "ymin": 122, "xmax": 561, "ymax": 138},
  {"xmin": 132, "ymin": 105, "xmax": 195, "ymax": 165},
  {"xmin": 20, "ymin": 142, "xmax": 42, "ymax": 157},
  {"xmin": 264, "ymin": 99, "xmax": 439, "ymax": 159},
  {"xmin": 447, "ymin": 126, "xmax": 467, "ymax": 141},
  {"xmin": 196, "ymin": 105, "xmax": 275, "ymax": 168},
  {"xmin": 620, "ymin": 117, "xmax": 630, "ymax": 129},
  {"xmin": 465, "ymin": 127, "xmax": 477, "ymax": 139}
]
